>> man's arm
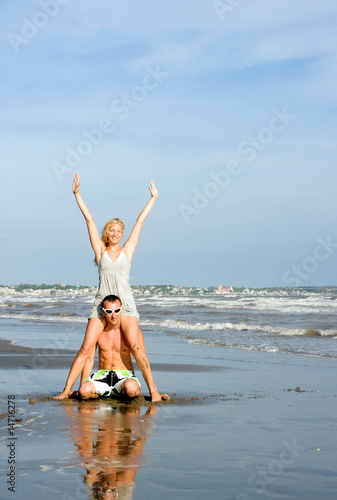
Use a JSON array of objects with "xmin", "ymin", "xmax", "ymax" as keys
[
  {"xmin": 54, "ymin": 349, "xmax": 91, "ymax": 400},
  {"xmin": 54, "ymin": 319, "xmax": 104, "ymax": 400},
  {"xmin": 132, "ymin": 346, "xmax": 161, "ymax": 402},
  {"xmin": 132, "ymin": 344, "xmax": 169, "ymax": 402},
  {"xmin": 122, "ymin": 319, "xmax": 169, "ymax": 402},
  {"xmin": 137, "ymin": 328, "xmax": 147, "ymax": 355},
  {"xmin": 80, "ymin": 344, "xmax": 97, "ymax": 384}
]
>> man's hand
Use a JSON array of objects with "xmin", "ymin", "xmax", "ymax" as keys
[
  {"xmin": 53, "ymin": 390, "xmax": 71, "ymax": 401},
  {"xmin": 151, "ymin": 391, "xmax": 171, "ymax": 403},
  {"xmin": 160, "ymin": 394, "xmax": 171, "ymax": 401}
]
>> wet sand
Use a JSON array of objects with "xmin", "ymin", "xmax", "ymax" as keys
[{"xmin": 1, "ymin": 334, "xmax": 337, "ymax": 499}]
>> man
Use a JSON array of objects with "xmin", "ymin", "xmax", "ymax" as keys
[
  {"xmin": 79, "ymin": 294, "xmax": 142, "ymax": 400},
  {"xmin": 55, "ymin": 295, "xmax": 169, "ymax": 401}
]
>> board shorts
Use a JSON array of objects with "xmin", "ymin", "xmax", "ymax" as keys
[{"xmin": 84, "ymin": 369, "xmax": 141, "ymax": 397}]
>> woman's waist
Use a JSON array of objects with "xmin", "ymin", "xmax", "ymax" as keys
[
  {"xmin": 98, "ymin": 273, "xmax": 130, "ymax": 284},
  {"xmin": 95, "ymin": 282, "xmax": 134, "ymax": 298}
]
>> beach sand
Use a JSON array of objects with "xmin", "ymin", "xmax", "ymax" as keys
[{"xmin": 1, "ymin": 334, "xmax": 337, "ymax": 500}]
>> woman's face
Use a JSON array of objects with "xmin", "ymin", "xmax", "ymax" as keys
[{"xmin": 107, "ymin": 223, "xmax": 124, "ymax": 245}]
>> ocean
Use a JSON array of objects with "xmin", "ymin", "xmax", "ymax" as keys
[{"xmin": 1, "ymin": 286, "xmax": 337, "ymax": 360}]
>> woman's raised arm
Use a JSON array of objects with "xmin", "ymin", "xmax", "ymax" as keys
[
  {"xmin": 72, "ymin": 174, "xmax": 105, "ymax": 260},
  {"xmin": 123, "ymin": 180, "xmax": 158, "ymax": 262}
]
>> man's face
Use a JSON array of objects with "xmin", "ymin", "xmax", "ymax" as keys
[{"xmin": 102, "ymin": 300, "xmax": 122, "ymax": 327}]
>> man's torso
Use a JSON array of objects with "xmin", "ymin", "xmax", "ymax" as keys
[{"xmin": 97, "ymin": 325, "xmax": 133, "ymax": 371}]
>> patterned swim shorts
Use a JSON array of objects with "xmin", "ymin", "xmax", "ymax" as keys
[{"xmin": 84, "ymin": 369, "xmax": 141, "ymax": 397}]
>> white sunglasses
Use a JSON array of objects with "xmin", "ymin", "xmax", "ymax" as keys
[{"xmin": 102, "ymin": 307, "xmax": 122, "ymax": 315}]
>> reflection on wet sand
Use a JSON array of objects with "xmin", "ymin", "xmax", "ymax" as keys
[{"xmin": 63, "ymin": 402, "xmax": 157, "ymax": 499}]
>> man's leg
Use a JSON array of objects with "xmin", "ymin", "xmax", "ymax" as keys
[
  {"xmin": 78, "ymin": 381, "xmax": 98, "ymax": 400},
  {"xmin": 121, "ymin": 378, "xmax": 141, "ymax": 398}
]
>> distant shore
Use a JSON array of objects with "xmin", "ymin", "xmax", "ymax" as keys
[{"xmin": 1, "ymin": 283, "xmax": 337, "ymax": 297}]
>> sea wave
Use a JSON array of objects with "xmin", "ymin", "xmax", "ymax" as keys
[
  {"xmin": 184, "ymin": 338, "xmax": 337, "ymax": 359},
  {"xmin": 140, "ymin": 318, "xmax": 337, "ymax": 338},
  {"xmin": 1, "ymin": 310, "xmax": 336, "ymax": 340},
  {"xmin": 136, "ymin": 295, "xmax": 337, "ymax": 315},
  {"xmin": 0, "ymin": 312, "xmax": 87, "ymax": 324},
  {"xmin": 2, "ymin": 289, "xmax": 336, "ymax": 360}
]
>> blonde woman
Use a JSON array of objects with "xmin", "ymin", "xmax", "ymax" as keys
[{"xmin": 55, "ymin": 174, "xmax": 165, "ymax": 402}]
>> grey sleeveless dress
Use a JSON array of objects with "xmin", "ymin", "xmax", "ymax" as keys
[{"xmin": 89, "ymin": 250, "xmax": 139, "ymax": 320}]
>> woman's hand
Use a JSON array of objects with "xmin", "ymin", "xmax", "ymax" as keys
[
  {"xmin": 72, "ymin": 173, "xmax": 81, "ymax": 195},
  {"xmin": 148, "ymin": 179, "xmax": 158, "ymax": 199}
]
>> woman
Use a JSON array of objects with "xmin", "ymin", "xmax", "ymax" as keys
[{"xmin": 55, "ymin": 174, "xmax": 163, "ymax": 402}]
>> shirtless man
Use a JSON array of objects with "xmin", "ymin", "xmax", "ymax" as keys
[{"xmin": 75, "ymin": 295, "xmax": 168, "ymax": 401}]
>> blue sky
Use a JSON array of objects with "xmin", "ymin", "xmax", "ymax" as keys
[{"xmin": 1, "ymin": 0, "xmax": 337, "ymax": 287}]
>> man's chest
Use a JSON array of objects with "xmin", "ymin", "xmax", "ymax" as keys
[{"xmin": 98, "ymin": 330, "xmax": 127, "ymax": 354}]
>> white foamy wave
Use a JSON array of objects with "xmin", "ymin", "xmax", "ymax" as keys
[
  {"xmin": 140, "ymin": 318, "xmax": 337, "ymax": 338},
  {"xmin": 186, "ymin": 338, "xmax": 283, "ymax": 354},
  {"xmin": 184, "ymin": 338, "xmax": 336, "ymax": 359},
  {"xmin": 142, "ymin": 318, "xmax": 273, "ymax": 332},
  {"xmin": 211, "ymin": 297, "xmax": 337, "ymax": 314},
  {"xmin": 320, "ymin": 329, "xmax": 337, "ymax": 337},
  {"xmin": 136, "ymin": 294, "xmax": 337, "ymax": 315},
  {"xmin": 0, "ymin": 312, "xmax": 87, "ymax": 324},
  {"xmin": 135, "ymin": 296, "xmax": 200, "ymax": 308}
]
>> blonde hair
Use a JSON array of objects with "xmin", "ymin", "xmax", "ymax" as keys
[
  {"xmin": 101, "ymin": 218, "xmax": 125, "ymax": 248},
  {"xmin": 93, "ymin": 218, "xmax": 125, "ymax": 265}
]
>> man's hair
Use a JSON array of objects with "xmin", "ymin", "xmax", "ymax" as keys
[{"xmin": 101, "ymin": 295, "xmax": 122, "ymax": 307}]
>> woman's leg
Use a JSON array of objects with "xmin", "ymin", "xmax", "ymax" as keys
[{"xmin": 82, "ymin": 317, "xmax": 106, "ymax": 353}]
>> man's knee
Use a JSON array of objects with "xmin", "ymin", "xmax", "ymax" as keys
[
  {"xmin": 79, "ymin": 381, "xmax": 96, "ymax": 399},
  {"xmin": 122, "ymin": 379, "xmax": 141, "ymax": 398}
]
